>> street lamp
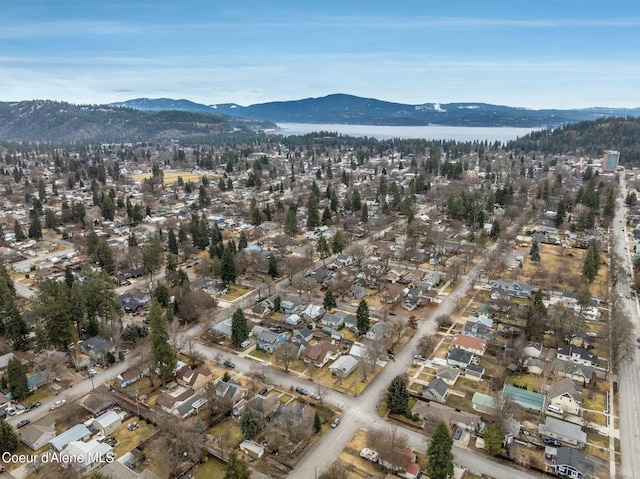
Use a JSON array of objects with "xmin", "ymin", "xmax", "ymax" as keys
[{"xmin": 134, "ymin": 389, "xmax": 140, "ymax": 417}]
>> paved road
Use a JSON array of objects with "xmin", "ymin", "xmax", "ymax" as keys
[{"xmin": 614, "ymin": 174, "xmax": 640, "ymax": 479}]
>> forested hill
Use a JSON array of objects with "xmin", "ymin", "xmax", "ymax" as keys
[
  {"xmin": 0, "ymin": 101, "xmax": 274, "ymax": 143},
  {"xmin": 507, "ymin": 117, "xmax": 640, "ymax": 165}
]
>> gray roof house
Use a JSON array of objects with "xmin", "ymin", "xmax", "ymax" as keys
[
  {"xmin": 366, "ymin": 321, "xmax": 391, "ymax": 340},
  {"xmin": 547, "ymin": 378, "xmax": 583, "ymax": 417},
  {"xmin": 490, "ymin": 279, "xmax": 532, "ymax": 299},
  {"xmin": 556, "ymin": 345, "xmax": 598, "ymax": 367},
  {"xmin": 20, "ymin": 418, "xmax": 56, "ymax": 450},
  {"xmin": 321, "ymin": 312, "xmax": 345, "ymax": 329},
  {"xmin": 49, "ymin": 424, "xmax": 92, "ymax": 452},
  {"xmin": 80, "ymin": 335, "xmax": 115, "ymax": 361},
  {"xmin": 256, "ymin": 329, "xmax": 289, "ymax": 353},
  {"xmin": 555, "ymin": 360, "xmax": 595, "ymax": 384},
  {"xmin": 329, "ymin": 355, "xmax": 359, "ymax": 378},
  {"xmin": 419, "ymin": 378, "xmax": 449, "ymax": 403},
  {"xmin": 538, "ymin": 417, "xmax": 587, "ymax": 448},
  {"xmin": 446, "ymin": 348, "xmax": 473, "ymax": 369},
  {"xmin": 551, "ymin": 447, "xmax": 595, "ymax": 479}
]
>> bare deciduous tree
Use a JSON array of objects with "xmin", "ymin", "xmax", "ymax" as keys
[
  {"xmin": 608, "ymin": 300, "xmax": 635, "ymax": 374},
  {"xmin": 274, "ymin": 342, "xmax": 298, "ymax": 372}
]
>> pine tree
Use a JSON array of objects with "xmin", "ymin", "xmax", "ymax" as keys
[
  {"xmin": 530, "ymin": 240, "xmax": 541, "ymax": 262},
  {"xmin": 321, "ymin": 206, "xmax": 332, "ymax": 226},
  {"xmin": 220, "ymin": 247, "xmax": 237, "ymax": 285},
  {"xmin": 356, "ymin": 299, "xmax": 370, "ymax": 333},
  {"xmin": 7, "ymin": 357, "xmax": 29, "ymax": 399},
  {"xmin": 167, "ymin": 228, "xmax": 179, "ymax": 255},
  {"xmin": 360, "ymin": 201, "xmax": 368, "ymax": 223},
  {"xmin": 231, "ymin": 308, "xmax": 249, "ymax": 347},
  {"xmin": 332, "ymin": 231, "xmax": 345, "ymax": 254},
  {"xmin": 267, "ymin": 254, "xmax": 278, "ymax": 278},
  {"xmin": 240, "ymin": 408, "xmax": 259, "ymax": 439},
  {"xmin": 307, "ymin": 194, "xmax": 320, "ymax": 228},
  {"xmin": 426, "ymin": 421, "xmax": 454, "ymax": 479},
  {"xmin": 142, "ymin": 237, "xmax": 162, "ymax": 284},
  {"xmin": 386, "ymin": 375, "xmax": 409, "ymax": 414},
  {"xmin": 0, "ymin": 418, "xmax": 18, "ymax": 453},
  {"xmin": 583, "ymin": 240, "xmax": 600, "ymax": 283},
  {"xmin": 224, "ymin": 453, "xmax": 251, "ymax": 479},
  {"xmin": 323, "ymin": 290, "xmax": 337, "ymax": 311},
  {"xmin": 148, "ymin": 298, "xmax": 177, "ymax": 381},
  {"xmin": 317, "ymin": 235, "xmax": 330, "ymax": 265},
  {"xmin": 284, "ymin": 208, "xmax": 299, "ymax": 236},
  {"xmin": 238, "ymin": 231, "xmax": 248, "ymax": 250},
  {"xmin": 28, "ymin": 209, "xmax": 42, "ymax": 240},
  {"xmin": 313, "ymin": 411, "xmax": 322, "ymax": 433}
]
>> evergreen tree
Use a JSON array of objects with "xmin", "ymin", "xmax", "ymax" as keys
[
  {"xmin": 386, "ymin": 375, "xmax": 409, "ymax": 414},
  {"xmin": 426, "ymin": 421, "xmax": 454, "ymax": 479},
  {"xmin": 267, "ymin": 254, "xmax": 278, "ymax": 278},
  {"xmin": 5, "ymin": 301, "xmax": 28, "ymax": 350},
  {"xmin": 360, "ymin": 201, "xmax": 368, "ymax": 223},
  {"xmin": 356, "ymin": 299, "xmax": 370, "ymax": 333},
  {"xmin": 28, "ymin": 209, "xmax": 42, "ymax": 240},
  {"xmin": 13, "ymin": 220, "xmax": 25, "ymax": 241},
  {"xmin": 317, "ymin": 235, "xmax": 330, "ymax": 264},
  {"xmin": 238, "ymin": 231, "xmax": 248, "ymax": 250},
  {"xmin": 0, "ymin": 418, "xmax": 18, "ymax": 453},
  {"xmin": 314, "ymin": 411, "xmax": 322, "ymax": 433},
  {"xmin": 7, "ymin": 357, "xmax": 29, "ymax": 399},
  {"xmin": 489, "ymin": 219, "xmax": 500, "ymax": 239},
  {"xmin": 231, "ymin": 308, "xmax": 249, "ymax": 347},
  {"xmin": 323, "ymin": 290, "xmax": 337, "ymax": 311},
  {"xmin": 223, "ymin": 453, "xmax": 251, "ymax": 479},
  {"xmin": 167, "ymin": 228, "xmax": 179, "ymax": 255},
  {"xmin": 33, "ymin": 279, "xmax": 73, "ymax": 348},
  {"xmin": 530, "ymin": 240, "xmax": 541, "ymax": 262},
  {"xmin": 142, "ymin": 237, "xmax": 162, "ymax": 284},
  {"xmin": 483, "ymin": 423, "xmax": 504, "ymax": 456},
  {"xmin": 583, "ymin": 240, "xmax": 600, "ymax": 283},
  {"xmin": 332, "ymin": 231, "xmax": 345, "ymax": 254},
  {"xmin": 240, "ymin": 408, "xmax": 259, "ymax": 439},
  {"xmin": 321, "ymin": 206, "xmax": 332, "ymax": 226},
  {"xmin": 351, "ymin": 190, "xmax": 362, "ymax": 211},
  {"xmin": 221, "ymin": 247, "xmax": 237, "ymax": 284},
  {"xmin": 525, "ymin": 290, "xmax": 548, "ymax": 341},
  {"xmin": 284, "ymin": 207, "xmax": 299, "ymax": 236},
  {"xmin": 306, "ymin": 194, "xmax": 320, "ymax": 228},
  {"xmin": 148, "ymin": 298, "xmax": 177, "ymax": 381},
  {"xmin": 101, "ymin": 194, "xmax": 115, "ymax": 221}
]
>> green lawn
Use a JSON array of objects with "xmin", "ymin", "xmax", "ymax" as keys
[
  {"xmin": 220, "ymin": 285, "xmax": 253, "ymax": 301},
  {"xmin": 111, "ymin": 419, "xmax": 158, "ymax": 458},
  {"xmin": 193, "ymin": 456, "xmax": 227, "ymax": 479}
]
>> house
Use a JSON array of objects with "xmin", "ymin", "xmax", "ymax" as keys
[
  {"xmin": 503, "ymin": 385, "xmax": 546, "ymax": 413},
  {"xmin": 302, "ymin": 304, "xmax": 325, "ymax": 322},
  {"xmin": 20, "ymin": 418, "xmax": 56, "ymax": 450},
  {"xmin": 156, "ymin": 385, "xmax": 206, "ymax": 418},
  {"xmin": 320, "ymin": 312, "xmax": 345, "ymax": 329},
  {"xmin": 378, "ymin": 447, "xmax": 420, "ymax": 479},
  {"xmin": 244, "ymin": 394, "xmax": 280, "ymax": 420},
  {"xmin": 348, "ymin": 285, "xmax": 366, "ymax": 300},
  {"xmin": 447, "ymin": 348, "xmax": 473, "ymax": 369},
  {"xmin": 115, "ymin": 365, "xmax": 147, "ymax": 388},
  {"xmin": 239, "ymin": 439, "xmax": 265, "ymax": 459},
  {"xmin": 100, "ymin": 461, "xmax": 162, "ymax": 479},
  {"xmin": 61, "ymin": 439, "xmax": 114, "ymax": 475},
  {"xmin": 436, "ymin": 366, "xmax": 460, "ymax": 385},
  {"xmin": 556, "ymin": 345, "xmax": 598, "ymax": 367},
  {"xmin": 451, "ymin": 334, "xmax": 487, "ymax": 356},
  {"xmin": 81, "ymin": 392, "xmax": 115, "ymax": 416},
  {"xmin": 412, "ymin": 399, "xmax": 481, "ymax": 432},
  {"xmin": 460, "ymin": 319, "xmax": 493, "ymax": 341},
  {"xmin": 471, "ymin": 392, "xmax": 497, "ymax": 415},
  {"xmin": 555, "ymin": 360, "xmax": 594, "ymax": 385},
  {"xmin": 550, "ymin": 447, "xmax": 595, "ymax": 479},
  {"xmin": 329, "ymin": 355, "xmax": 359, "ymax": 377},
  {"xmin": 546, "ymin": 378, "xmax": 583, "ymax": 416},
  {"xmin": 403, "ymin": 288, "xmax": 421, "ymax": 311},
  {"xmin": 49, "ymin": 424, "xmax": 92, "ymax": 452},
  {"xmin": 419, "ymin": 378, "xmax": 449, "ymax": 403},
  {"xmin": 92, "ymin": 410, "xmax": 122, "ymax": 435},
  {"xmin": 567, "ymin": 332, "xmax": 596, "ymax": 350},
  {"xmin": 212, "ymin": 318, "xmax": 233, "ymax": 337},
  {"xmin": 256, "ymin": 329, "xmax": 289, "ymax": 353},
  {"xmin": 490, "ymin": 279, "xmax": 532, "ymax": 299},
  {"xmin": 476, "ymin": 304, "xmax": 495, "ymax": 317},
  {"xmin": 300, "ymin": 340, "xmax": 340, "ymax": 368},
  {"xmin": 525, "ymin": 358, "xmax": 544, "ymax": 375},
  {"xmin": 0, "ymin": 352, "xmax": 15, "ymax": 370},
  {"xmin": 538, "ymin": 417, "xmax": 587, "ymax": 448},
  {"xmin": 27, "ymin": 371, "xmax": 47, "ymax": 392},
  {"xmin": 176, "ymin": 365, "xmax": 213, "ymax": 391},
  {"xmin": 366, "ymin": 321, "xmax": 391, "ymax": 340},
  {"xmin": 80, "ymin": 335, "xmax": 115, "ymax": 362},
  {"xmin": 292, "ymin": 328, "xmax": 314, "ymax": 349},
  {"xmin": 213, "ymin": 380, "xmax": 248, "ymax": 405}
]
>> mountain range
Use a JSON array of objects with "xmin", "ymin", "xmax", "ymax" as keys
[{"xmin": 114, "ymin": 94, "xmax": 640, "ymax": 129}]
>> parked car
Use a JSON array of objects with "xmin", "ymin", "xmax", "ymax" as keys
[
  {"xmin": 258, "ymin": 387, "xmax": 268, "ymax": 396},
  {"xmin": 127, "ymin": 422, "xmax": 139, "ymax": 431},
  {"xmin": 50, "ymin": 399, "xmax": 66, "ymax": 410},
  {"xmin": 88, "ymin": 368, "xmax": 97, "ymax": 377},
  {"xmin": 25, "ymin": 402, "xmax": 41, "ymax": 412},
  {"xmin": 16, "ymin": 419, "xmax": 31, "ymax": 429},
  {"xmin": 414, "ymin": 355, "xmax": 426, "ymax": 361},
  {"xmin": 331, "ymin": 418, "xmax": 341, "ymax": 428},
  {"xmin": 240, "ymin": 340, "xmax": 251, "ymax": 348},
  {"xmin": 453, "ymin": 428, "xmax": 463, "ymax": 440},
  {"xmin": 223, "ymin": 360, "xmax": 236, "ymax": 369},
  {"xmin": 544, "ymin": 438, "xmax": 561, "ymax": 447},
  {"xmin": 295, "ymin": 386, "xmax": 309, "ymax": 395}
]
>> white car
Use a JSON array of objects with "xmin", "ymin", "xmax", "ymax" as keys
[
  {"xmin": 359, "ymin": 448, "xmax": 379, "ymax": 462},
  {"xmin": 50, "ymin": 399, "xmax": 66, "ymax": 410}
]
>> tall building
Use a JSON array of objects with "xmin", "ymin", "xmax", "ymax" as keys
[{"xmin": 603, "ymin": 150, "xmax": 619, "ymax": 171}]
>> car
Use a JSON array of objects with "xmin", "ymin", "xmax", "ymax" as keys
[
  {"xmin": 16, "ymin": 419, "xmax": 31, "ymax": 429},
  {"xmin": 258, "ymin": 387, "xmax": 268, "ymax": 396},
  {"xmin": 414, "ymin": 355, "xmax": 426, "ymax": 361},
  {"xmin": 331, "ymin": 418, "xmax": 341, "ymax": 428},
  {"xmin": 88, "ymin": 368, "xmax": 97, "ymax": 377},
  {"xmin": 388, "ymin": 311, "xmax": 397, "ymax": 316},
  {"xmin": 25, "ymin": 402, "xmax": 41, "ymax": 412},
  {"xmin": 223, "ymin": 360, "xmax": 236, "ymax": 369},
  {"xmin": 240, "ymin": 340, "xmax": 251, "ymax": 348},
  {"xmin": 544, "ymin": 438, "xmax": 561, "ymax": 447},
  {"xmin": 127, "ymin": 422, "xmax": 139, "ymax": 431},
  {"xmin": 453, "ymin": 428, "xmax": 463, "ymax": 440},
  {"xmin": 309, "ymin": 392, "xmax": 321, "ymax": 400},
  {"xmin": 359, "ymin": 448, "xmax": 379, "ymax": 462},
  {"xmin": 50, "ymin": 399, "xmax": 66, "ymax": 410},
  {"xmin": 295, "ymin": 386, "xmax": 309, "ymax": 395}
]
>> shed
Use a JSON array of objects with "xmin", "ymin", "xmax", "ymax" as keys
[
  {"xmin": 239, "ymin": 439, "xmax": 265, "ymax": 459},
  {"xmin": 92, "ymin": 410, "xmax": 122, "ymax": 435}
]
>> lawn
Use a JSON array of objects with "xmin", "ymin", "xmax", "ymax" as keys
[
  {"xmin": 584, "ymin": 410, "xmax": 607, "ymax": 427},
  {"xmin": 112, "ymin": 419, "xmax": 158, "ymax": 458},
  {"xmin": 207, "ymin": 420, "xmax": 244, "ymax": 451},
  {"xmin": 219, "ymin": 284, "xmax": 253, "ymax": 301},
  {"xmin": 506, "ymin": 373, "xmax": 545, "ymax": 394},
  {"xmin": 193, "ymin": 456, "xmax": 227, "ymax": 479},
  {"xmin": 583, "ymin": 391, "xmax": 606, "ymax": 411},
  {"xmin": 130, "ymin": 171, "xmax": 215, "ymax": 184}
]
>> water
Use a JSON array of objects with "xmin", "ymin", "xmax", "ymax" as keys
[{"xmin": 276, "ymin": 123, "xmax": 539, "ymax": 143}]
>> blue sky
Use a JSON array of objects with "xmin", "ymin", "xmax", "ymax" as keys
[{"xmin": 2, "ymin": 0, "xmax": 639, "ymax": 109}]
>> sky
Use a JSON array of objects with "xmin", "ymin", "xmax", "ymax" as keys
[{"xmin": 2, "ymin": 0, "xmax": 640, "ymax": 109}]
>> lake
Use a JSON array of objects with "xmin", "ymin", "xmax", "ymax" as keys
[{"xmin": 276, "ymin": 123, "xmax": 539, "ymax": 143}]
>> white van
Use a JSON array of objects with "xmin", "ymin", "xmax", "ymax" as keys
[
  {"xmin": 547, "ymin": 405, "xmax": 563, "ymax": 414},
  {"xmin": 5, "ymin": 406, "xmax": 16, "ymax": 416},
  {"xmin": 240, "ymin": 340, "xmax": 251, "ymax": 348}
]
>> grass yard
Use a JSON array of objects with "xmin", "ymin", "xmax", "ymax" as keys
[
  {"xmin": 193, "ymin": 456, "xmax": 227, "ymax": 479},
  {"xmin": 130, "ymin": 171, "xmax": 215, "ymax": 184},
  {"xmin": 219, "ymin": 284, "xmax": 253, "ymax": 301},
  {"xmin": 112, "ymin": 419, "xmax": 158, "ymax": 458},
  {"xmin": 506, "ymin": 373, "xmax": 545, "ymax": 394},
  {"xmin": 583, "ymin": 391, "xmax": 606, "ymax": 411},
  {"xmin": 584, "ymin": 410, "xmax": 607, "ymax": 427},
  {"xmin": 207, "ymin": 420, "xmax": 244, "ymax": 450}
]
